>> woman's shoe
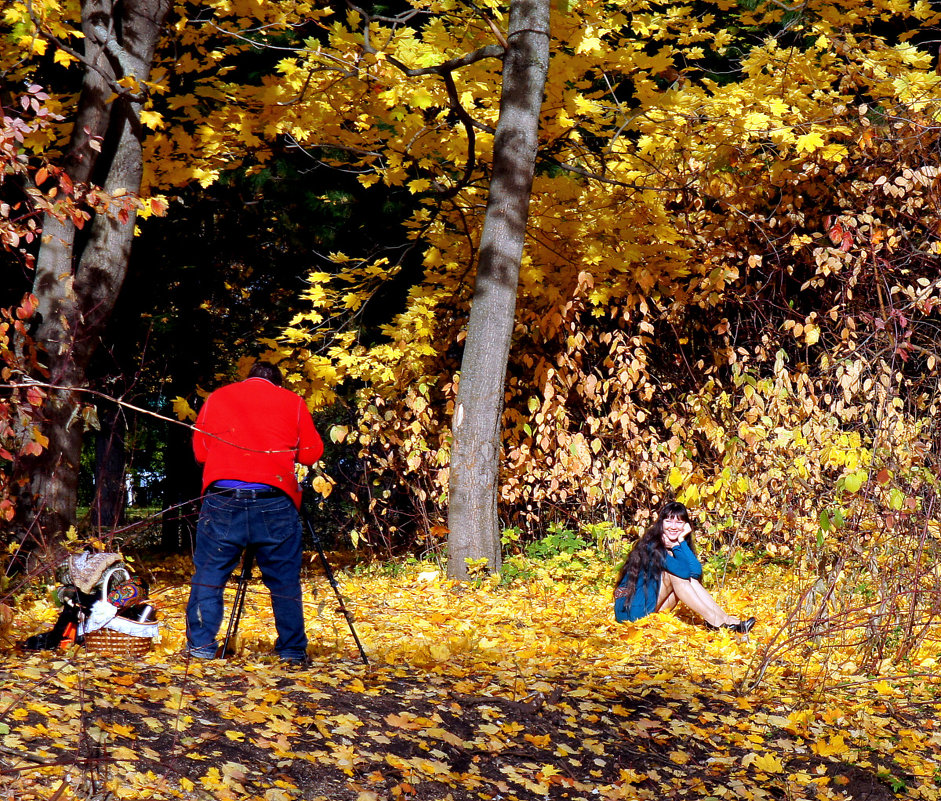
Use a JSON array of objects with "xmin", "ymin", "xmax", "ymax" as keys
[
  {"xmin": 705, "ymin": 617, "xmax": 756, "ymax": 634},
  {"xmin": 726, "ymin": 617, "xmax": 756, "ymax": 634}
]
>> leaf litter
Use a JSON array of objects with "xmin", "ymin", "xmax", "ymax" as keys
[{"xmin": 0, "ymin": 556, "xmax": 939, "ymax": 800}]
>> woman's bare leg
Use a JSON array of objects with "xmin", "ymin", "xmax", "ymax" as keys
[
  {"xmin": 687, "ymin": 579, "xmax": 739, "ymax": 625},
  {"xmin": 654, "ymin": 574, "xmax": 678, "ymax": 613},
  {"xmin": 660, "ymin": 574, "xmax": 738, "ymax": 626}
]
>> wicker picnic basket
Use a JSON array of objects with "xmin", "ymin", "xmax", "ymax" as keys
[
  {"xmin": 78, "ymin": 563, "xmax": 157, "ymax": 659},
  {"xmin": 83, "ymin": 628, "xmax": 152, "ymax": 659}
]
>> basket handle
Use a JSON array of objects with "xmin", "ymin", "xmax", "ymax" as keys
[{"xmin": 99, "ymin": 565, "xmax": 132, "ymax": 603}]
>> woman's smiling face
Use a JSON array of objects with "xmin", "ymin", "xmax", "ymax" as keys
[{"xmin": 661, "ymin": 516, "xmax": 688, "ymax": 548}]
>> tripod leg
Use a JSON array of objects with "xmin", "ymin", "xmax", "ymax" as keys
[
  {"xmin": 301, "ymin": 512, "xmax": 368, "ymax": 665},
  {"xmin": 218, "ymin": 548, "xmax": 255, "ymax": 659}
]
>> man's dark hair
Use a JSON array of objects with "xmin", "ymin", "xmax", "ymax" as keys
[{"xmin": 248, "ymin": 361, "xmax": 283, "ymax": 386}]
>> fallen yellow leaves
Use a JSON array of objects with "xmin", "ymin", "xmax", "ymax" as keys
[
  {"xmin": 0, "ymin": 556, "xmax": 938, "ymax": 800},
  {"xmin": 743, "ymin": 752, "xmax": 785, "ymax": 773},
  {"xmin": 813, "ymin": 734, "xmax": 850, "ymax": 757}
]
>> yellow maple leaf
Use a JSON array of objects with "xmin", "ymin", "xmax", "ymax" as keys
[
  {"xmin": 751, "ymin": 753, "xmax": 784, "ymax": 773},
  {"xmin": 268, "ymin": 717, "xmax": 295, "ymax": 734},
  {"xmin": 813, "ymin": 734, "xmax": 849, "ymax": 756},
  {"xmin": 140, "ymin": 110, "xmax": 164, "ymax": 129},
  {"xmin": 19, "ymin": 35, "xmax": 47, "ymax": 55},
  {"xmin": 108, "ymin": 723, "xmax": 136, "ymax": 738},
  {"xmin": 53, "ymin": 48, "xmax": 76, "ymax": 66},
  {"xmin": 523, "ymin": 778, "xmax": 551, "ymax": 794},
  {"xmin": 795, "ymin": 131, "xmax": 825, "ymax": 153},
  {"xmin": 111, "ymin": 746, "xmax": 137, "ymax": 762},
  {"xmin": 525, "ymin": 733, "xmax": 551, "ymax": 748},
  {"xmin": 409, "ymin": 88, "xmax": 435, "ymax": 109},
  {"xmin": 576, "ymin": 34, "xmax": 602, "ymax": 54},
  {"xmin": 429, "ymin": 643, "xmax": 450, "ymax": 661},
  {"xmin": 200, "ymin": 767, "xmax": 224, "ymax": 791},
  {"xmin": 172, "ymin": 396, "xmax": 196, "ymax": 422},
  {"xmin": 427, "ymin": 726, "xmax": 464, "ymax": 747},
  {"xmin": 619, "ymin": 769, "xmax": 647, "ymax": 783}
]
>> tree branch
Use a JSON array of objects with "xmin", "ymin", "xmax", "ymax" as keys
[
  {"xmin": 348, "ymin": 1, "xmax": 504, "ymax": 198},
  {"xmin": 24, "ymin": 0, "xmax": 146, "ymax": 103},
  {"xmin": 381, "ymin": 44, "xmax": 506, "ymax": 78},
  {"xmin": 537, "ymin": 152, "xmax": 694, "ymax": 193}
]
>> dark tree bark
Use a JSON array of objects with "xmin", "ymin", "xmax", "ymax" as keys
[
  {"xmin": 90, "ymin": 400, "xmax": 127, "ymax": 530},
  {"xmin": 447, "ymin": 0, "xmax": 551, "ymax": 579},
  {"xmin": 14, "ymin": 0, "xmax": 171, "ymax": 554},
  {"xmin": 160, "ymin": 422, "xmax": 202, "ymax": 554}
]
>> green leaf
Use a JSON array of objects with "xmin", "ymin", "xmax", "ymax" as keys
[
  {"xmin": 844, "ymin": 472, "xmax": 864, "ymax": 493},
  {"xmin": 888, "ymin": 488, "xmax": 905, "ymax": 510}
]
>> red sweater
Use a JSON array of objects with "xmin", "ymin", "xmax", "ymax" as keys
[{"xmin": 193, "ymin": 377, "xmax": 324, "ymax": 508}]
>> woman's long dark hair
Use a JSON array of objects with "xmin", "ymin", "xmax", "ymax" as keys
[{"xmin": 614, "ymin": 502, "xmax": 696, "ymax": 602}]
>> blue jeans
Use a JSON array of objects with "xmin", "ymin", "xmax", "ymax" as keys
[{"xmin": 186, "ymin": 493, "xmax": 308, "ymax": 661}]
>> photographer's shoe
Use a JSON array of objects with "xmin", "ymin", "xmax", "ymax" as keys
[
  {"xmin": 186, "ymin": 643, "xmax": 217, "ymax": 660},
  {"xmin": 280, "ymin": 654, "xmax": 311, "ymax": 668}
]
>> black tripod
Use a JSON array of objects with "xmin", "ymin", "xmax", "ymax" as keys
[
  {"xmin": 218, "ymin": 546, "xmax": 255, "ymax": 659},
  {"xmin": 218, "ymin": 513, "xmax": 368, "ymax": 665},
  {"xmin": 302, "ymin": 509, "xmax": 369, "ymax": 665}
]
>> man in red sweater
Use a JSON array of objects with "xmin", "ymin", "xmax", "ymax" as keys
[{"xmin": 185, "ymin": 361, "xmax": 324, "ymax": 663}]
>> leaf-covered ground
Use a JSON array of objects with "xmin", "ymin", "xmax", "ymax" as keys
[{"xmin": 1, "ymin": 554, "xmax": 939, "ymax": 800}]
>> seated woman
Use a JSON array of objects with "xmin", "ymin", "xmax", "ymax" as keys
[{"xmin": 614, "ymin": 501, "xmax": 755, "ymax": 633}]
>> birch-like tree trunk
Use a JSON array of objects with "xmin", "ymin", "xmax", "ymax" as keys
[
  {"xmin": 14, "ymin": 0, "xmax": 170, "ymax": 552},
  {"xmin": 447, "ymin": 0, "xmax": 551, "ymax": 579}
]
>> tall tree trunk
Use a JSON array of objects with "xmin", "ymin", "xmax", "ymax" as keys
[
  {"xmin": 161, "ymin": 421, "xmax": 201, "ymax": 554},
  {"xmin": 14, "ymin": 0, "xmax": 170, "ymax": 555},
  {"xmin": 91, "ymin": 400, "xmax": 127, "ymax": 530},
  {"xmin": 447, "ymin": 0, "xmax": 551, "ymax": 579}
]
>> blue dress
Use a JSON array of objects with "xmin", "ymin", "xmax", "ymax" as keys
[{"xmin": 614, "ymin": 540, "xmax": 704, "ymax": 622}]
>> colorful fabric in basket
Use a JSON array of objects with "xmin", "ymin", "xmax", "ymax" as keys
[{"xmin": 107, "ymin": 577, "xmax": 145, "ymax": 608}]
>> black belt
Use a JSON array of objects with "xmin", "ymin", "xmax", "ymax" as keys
[{"xmin": 210, "ymin": 484, "xmax": 285, "ymax": 499}]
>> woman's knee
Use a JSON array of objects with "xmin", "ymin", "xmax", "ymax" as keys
[{"xmin": 655, "ymin": 572, "xmax": 675, "ymax": 608}]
